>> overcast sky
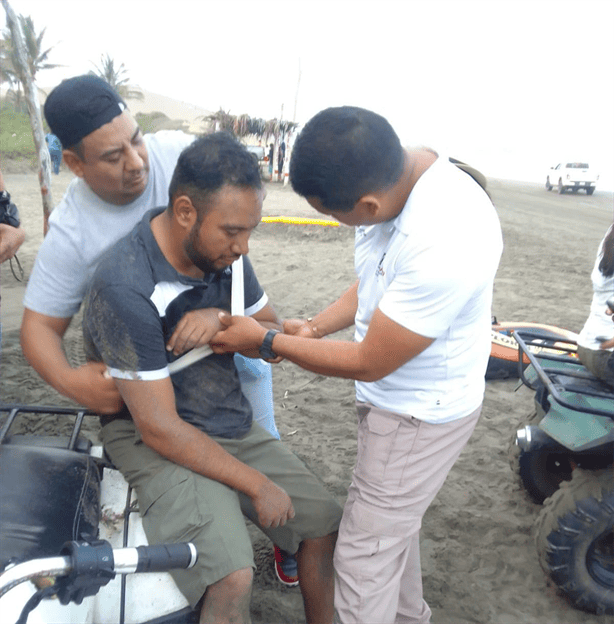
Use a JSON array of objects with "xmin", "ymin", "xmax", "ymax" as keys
[{"xmin": 5, "ymin": 0, "xmax": 614, "ymax": 187}]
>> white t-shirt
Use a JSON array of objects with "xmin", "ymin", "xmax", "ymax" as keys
[
  {"xmin": 24, "ymin": 131, "xmax": 194, "ymax": 318},
  {"xmin": 577, "ymin": 229, "xmax": 614, "ymax": 351},
  {"xmin": 354, "ymin": 155, "xmax": 503, "ymax": 423}
]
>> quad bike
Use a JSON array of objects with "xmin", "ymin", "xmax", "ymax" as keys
[
  {"xmin": 0, "ymin": 404, "xmax": 201, "ymax": 624},
  {"xmin": 509, "ymin": 331, "xmax": 613, "ymax": 615}
]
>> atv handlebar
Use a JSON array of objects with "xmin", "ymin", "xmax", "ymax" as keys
[
  {"xmin": 0, "ymin": 540, "xmax": 198, "ymax": 599},
  {"xmin": 118, "ymin": 543, "xmax": 198, "ymax": 574}
]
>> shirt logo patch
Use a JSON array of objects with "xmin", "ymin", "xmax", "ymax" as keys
[{"xmin": 376, "ymin": 253, "xmax": 386, "ymax": 276}]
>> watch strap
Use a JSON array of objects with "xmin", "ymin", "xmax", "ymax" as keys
[{"xmin": 259, "ymin": 329, "xmax": 280, "ymax": 359}]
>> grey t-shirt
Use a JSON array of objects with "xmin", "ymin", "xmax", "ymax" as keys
[{"xmin": 24, "ymin": 131, "xmax": 194, "ymax": 318}]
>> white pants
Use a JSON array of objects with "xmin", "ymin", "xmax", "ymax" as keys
[{"xmin": 334, "ymin": 403, "xmax": 482, "ymax": 624}]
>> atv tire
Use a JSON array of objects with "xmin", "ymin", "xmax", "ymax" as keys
[
  {"xmin": 535, "ymin": 469, "xmax": 614, "ymax": 615},
  {"xmin": 508, "ymin": 410, "xmax": 573, "ymax": 504}
]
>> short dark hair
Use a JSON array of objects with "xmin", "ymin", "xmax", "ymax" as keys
[
  {"xmin": 168, "ymin": 132, "xmax": 262, "ymax": 215},
  {"xmin": 290, "ymin": 106, "xmax": 404, "ymax": 211}
]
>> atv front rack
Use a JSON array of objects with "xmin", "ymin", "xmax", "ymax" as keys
[
  {"xmin": 0, "ymin": 403, "xmax": 101, "ymax": 452},
  {"xmin": 513, "ymin": 330, "xmax": 614, "ymax": 420}
]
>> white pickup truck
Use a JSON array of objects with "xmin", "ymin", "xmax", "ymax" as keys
[{"xmin": 546, "ymin": 162, "xmax": 598, "ymax": 195}]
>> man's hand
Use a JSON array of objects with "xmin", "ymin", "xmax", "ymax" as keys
[
  {"xmin": 0, "ymin": 224, "xmax": 25, "ymax": 263},
  {"xmin": 599, "ymin": 337, "xmax": 614, "ymax": 350},
  {"xmin": 599, "ymin": 305, "xmax": 614, "ymax": 349},
  {"xmin": 166, "ymin": 308, "xmax": 223, "ymax": 356},
  {"xmin": 251, "ymin": 479, "xmax": 295, "ymax": 528},
  {"xmin": 211, "ymin": 312, "xmax": 268, "ymax": 354},
  {"xmin": 284, "ymin": 318, "xmax": 319, "ymax": 339},
  {"xmin": 67, "ymin": 362, "xmax": 124, "ymax": 414}
]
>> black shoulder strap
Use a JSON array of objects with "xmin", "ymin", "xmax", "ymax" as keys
[
  {"xmin": 449, "ymin": 157, "xmax": 493, "ymax": 202},
  {"xmin": 449, "ymin": 157, "xmax": 488, "ymax": 191}
]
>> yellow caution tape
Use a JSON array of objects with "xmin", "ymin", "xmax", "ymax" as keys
[{"xmin": 261, "ymin": 216, "xmax": 340, "ymax": 227}]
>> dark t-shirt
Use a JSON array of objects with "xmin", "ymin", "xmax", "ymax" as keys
[{"xmin": 83, "ymin": 208, "xmax": 267, "ymax": 438}]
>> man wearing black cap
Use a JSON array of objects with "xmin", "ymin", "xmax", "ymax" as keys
[{"xmin": 20, "ymin": 75, "xmax": 194, "ymax": 413}]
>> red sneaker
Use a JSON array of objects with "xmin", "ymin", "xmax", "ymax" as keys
[{"xmin": 274, "ymin": 545, "xmax": 299, "ymax": 587}]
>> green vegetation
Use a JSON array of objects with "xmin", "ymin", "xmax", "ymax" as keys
[
  {"xmin": 135, "ymin": 111, "xmax": 189, "ymax": 135},
  {"xmin": 0, "ymin": 100, "xmax": 38, "ymax": 166}
]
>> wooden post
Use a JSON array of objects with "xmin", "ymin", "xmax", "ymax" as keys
[
  {"xmin": 2, "ymin": 0, "xmax": 54, "ymax": 234},
  {"xmin": 283, "ymin": 129, "xmax": 293, "ymax": 187}
]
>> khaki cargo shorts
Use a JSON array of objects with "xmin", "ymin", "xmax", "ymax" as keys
[{"xmin": 102, "ymin": 419, "xmax": 342, "ymax": 608}]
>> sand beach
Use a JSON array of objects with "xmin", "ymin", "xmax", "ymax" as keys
[{"xmin": 1, "ymin": 167, "xmax": 612, "ymax": 623}]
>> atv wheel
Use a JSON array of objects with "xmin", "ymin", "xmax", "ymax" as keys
[
  {"xmin": 546, "ymin": 177, "xmax": 552, "ymax": 191},
  {"xmin": 508, "ymin": 410, "xmax": 573, "ymax": 504},
  {"xmin": 535, "ymin": 469, "xmax": 614, "ymax": 615}
]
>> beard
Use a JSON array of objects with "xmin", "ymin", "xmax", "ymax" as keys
[{"xmin": 184, "ymin": 226, "xmax": 225, "ymax": 276}]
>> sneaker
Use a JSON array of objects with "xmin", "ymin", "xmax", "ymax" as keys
[{"xmin": 274, "ymin": 545, "xmax": 299, "ymax": 587}]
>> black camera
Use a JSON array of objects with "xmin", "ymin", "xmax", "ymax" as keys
[{"xmin": 0, "ymin": 190, "xmax": 21, "ymax": 228}]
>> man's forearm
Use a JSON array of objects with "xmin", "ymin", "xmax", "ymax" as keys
[
  {"xmin": 117, "ymin": 377, "xmax": 269, "ymax": 497},
  {"xmin": 270, "ymin": 333, "xmax": 370, "ymax": 380},
  {"xmin": 21, "ymin": 308, "xmax": 123, "ymax": 413},
  {"xmin": 20, "ymin": 309, "xmax": 74, "ymax": 395},
  {"xmin": 125, "ymin": 385, "xmax": 294, "ymax": 528},
  {"xmin": 146, "ymin": 416, "xmax": 268, "ymax": 496},
  {"xmin": 307, "ymin": 280, "xmax": 358, "ymax": 338},
  {"xmin": 0, "ymin": 224, "xmax": 26, "ymax": 262},
  {"xmin": 270, "ymin": 306, "xmax": 434, "ymax": 382}
]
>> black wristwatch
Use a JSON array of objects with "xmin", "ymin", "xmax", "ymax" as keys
[{"xmin": 259, "ymin": 329, "xmax": 280, "ymax": 359}]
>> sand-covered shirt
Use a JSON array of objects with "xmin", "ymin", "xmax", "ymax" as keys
[{"xmin": 83, "ymin": 208, "xmax": 268, "ymax": 439}]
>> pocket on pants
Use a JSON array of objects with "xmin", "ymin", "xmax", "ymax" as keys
[
  {"xmin": 355, "ymin": 410, "xmax": 400, "ymax": 483},
  {"xmin": 138, "ymin": 470, "xmax": 215, "ymax": 547},
  {"xmin": 138, "ymin": 471, "xmax": 191, "ymax": 517}
]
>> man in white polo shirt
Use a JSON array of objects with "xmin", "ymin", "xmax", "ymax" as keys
[{"xmin": 210, "ymin": 106, "xmax": 503, "ymax": 624}]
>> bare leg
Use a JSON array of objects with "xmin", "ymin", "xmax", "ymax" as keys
[
  {"xmin": 199, "ymin": 567, "xmax": 253, "ymax": 624},
  {"xmin": 296, "ymin": 532, "xmax": 337, "ymax": 624}
]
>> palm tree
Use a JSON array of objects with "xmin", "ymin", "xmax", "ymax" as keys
[
  {"xmin": 0, "ymin": 33, "xmax": 15, "ymax": 86},
  {"xmin": 1, "ymin": 14, "xmax": 61, "ymax": 109},
  {"xmin": 203, "ymin": 108, "xmax": 236, "ymax": 134},
  {"xmin": 90, "ymin": 53, "xmax": 144, "ymax": 101},
  {"xmin": 201, "ymin": 110, "xmax": 298, "ymax": 141}
]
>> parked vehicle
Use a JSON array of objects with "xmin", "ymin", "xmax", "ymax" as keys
[
  {"xmin": 545, "ymin": 162, "xmax": 598, "ymax": 195},
  {"xmin": 509, "ymin": 331, "xmax": 613, "ymax": 615},
  {"xmin": 245, "ymin": 145, "xmax": 268, "ymax": 178},
  {"xmin": 245, "ymin": 145, "xmax": 265, "ymax": 162},
  {"xmin": 0, "ymin": 404, "xmax": 200, "ymax": 624}
]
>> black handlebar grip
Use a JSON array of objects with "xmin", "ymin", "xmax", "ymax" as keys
[{"xmin": 135, "ymin": 543, "xmax": 198, "ymax": 573}]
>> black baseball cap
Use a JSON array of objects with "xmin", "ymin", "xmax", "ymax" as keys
[{"xmin": 44, "ymin": 75, "xmax": 127, "ymax": 148}]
